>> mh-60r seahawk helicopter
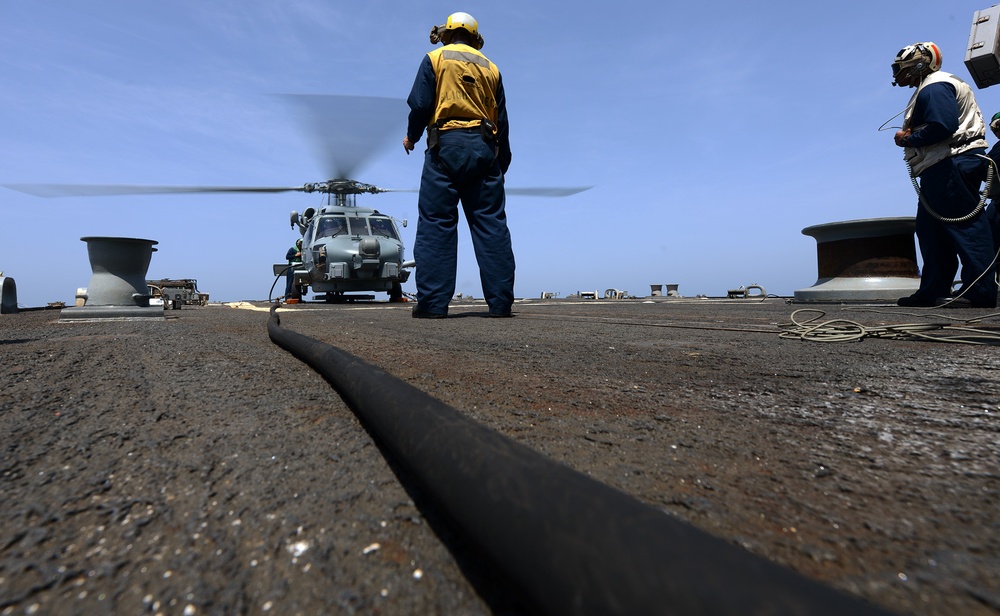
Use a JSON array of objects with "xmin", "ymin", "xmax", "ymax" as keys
[
  {"xmin": 284, "ymin": 178, "xmax": 413, "ymax": 303},
  {"xmin": 3, "ymin": 95, "xmax": 589, "ymax": 303}
]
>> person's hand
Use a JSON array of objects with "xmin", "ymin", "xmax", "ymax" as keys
[
  {"xmin": 894, "ymin": 128, "xmax": 912, "ymax": 147},
  {"xmin": 403, "ymin": 136, "xmax": 415, "ymax": 154}
]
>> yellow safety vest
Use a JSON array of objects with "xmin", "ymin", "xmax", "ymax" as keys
[{"xmin": 427, "ymin": 44, "xmax": 500, "ymax": 132}]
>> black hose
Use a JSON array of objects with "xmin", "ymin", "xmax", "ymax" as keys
[
  {"xmin": 267, "ymin": 306, "xmax": 897, "ymax": 616},
  {"xmin": 269, "ymin": 265, "xmax": 292, "ymax": 303}
]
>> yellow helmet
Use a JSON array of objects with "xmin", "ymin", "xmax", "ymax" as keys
[{"xmin": 444, "ymin": 12, "xmax": 478, "ymax": 37}]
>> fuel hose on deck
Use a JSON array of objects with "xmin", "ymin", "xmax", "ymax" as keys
[{"xmin": 267, "ymin": 306, "xmax": 896, "ymax": 616}]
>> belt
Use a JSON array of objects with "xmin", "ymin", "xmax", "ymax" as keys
[{"xmin": 435, "ymin": 117, "xmax": 480, "ymax": 126}]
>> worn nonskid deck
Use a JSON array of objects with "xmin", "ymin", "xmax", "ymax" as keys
[{"xmin": 1, "ymin": 297, "xmax": 997, "ymax": 614}]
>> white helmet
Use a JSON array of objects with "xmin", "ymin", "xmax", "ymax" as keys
[{"xmin": 892, "ymin": 42, "xmax": 942, "ymax": 86}]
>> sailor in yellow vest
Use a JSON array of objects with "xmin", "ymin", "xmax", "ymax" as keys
[{"xmin": 402, "ymin": 12, "xmax": 515, "ymax": 318}]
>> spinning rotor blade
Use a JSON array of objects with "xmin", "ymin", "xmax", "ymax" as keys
[
  {"xmin": 361, "ymin": 186, "xmax": 594, "ymax": 197},
  {"xmin": 3, "ymin": 182, "xmax": 592, "ymax": 199},
  {"xmin": 3, "ymin": 183, "xmax": 305, "ymax": 198},
  {"xmin": 279, "ymin": 94, "xmax": 406, "ymax": 180},
  {"xmin": 506, "ymin": 187, "xmax": 593, "ymax": 197}
]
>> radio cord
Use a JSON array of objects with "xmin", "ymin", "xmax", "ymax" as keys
[
  {"xmin": 906, "ymin": 154, "xmax": 993, "ymax": 223},
  {"xmin": 906, "ymin": 154, "xmax": 1000, "ymax": 305}
]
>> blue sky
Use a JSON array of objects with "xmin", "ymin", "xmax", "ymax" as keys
[{"xmin": 0, "ymin": 1, "xmax": 992, "ymax": 306}]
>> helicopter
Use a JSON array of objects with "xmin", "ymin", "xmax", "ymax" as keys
[
  {"xmin": 3, "ymin": 95, "xmax": 589, "ymax": 303},
  {"xmin": 283, "ymin": 178, "xmax": 413, "ymax": 303}
]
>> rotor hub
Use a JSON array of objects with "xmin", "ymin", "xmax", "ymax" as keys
[{"xmin": 301, "ymin": 180, "xmax": 384, "ymax": 195}]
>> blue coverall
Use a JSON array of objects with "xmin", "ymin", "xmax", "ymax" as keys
[
  {"xmin": 985, "ymin": 140, "xmax": 1000, "ymax": 282},
  {"xmin": 405, "ymin": 53, "xmax": 515, "ymax": 317},
  {"xmin": 904, "ymin": 82, "xmax": 996, "ymax": 306}
]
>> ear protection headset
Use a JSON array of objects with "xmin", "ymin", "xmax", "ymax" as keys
[
  {"xmin": 892, "ymin": 42, "xmax": 941, "ymax": 86},
  {"xmin": 429, "ymin": 13, "xmax": 485, "ymax": 50}
]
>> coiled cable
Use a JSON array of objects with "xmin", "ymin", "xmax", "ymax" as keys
[
  {"xmin": 907, "ymin": 154, "xmax": 994, "ymax": 223},
  {"xmin": 778, "ymin": 308, "xmax": 1000, "ymax": 345}
]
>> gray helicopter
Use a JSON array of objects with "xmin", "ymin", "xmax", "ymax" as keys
[
  {"xmin": 283, "ymin": 178, "xmax": 413, "ymax": 302},
  {"xmin": 4, "ymin": 95, "xmax": 589, "ymax": 303},
  {"xmin": 278, "ymin": 95, "xmax": 415, "ymax": 302}
]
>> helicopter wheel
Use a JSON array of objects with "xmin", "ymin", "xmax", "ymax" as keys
[{"xmin": 389, "ymin": 282, "xmax": 403, "ymax": 303}]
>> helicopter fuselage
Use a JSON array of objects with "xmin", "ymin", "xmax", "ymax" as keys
[{"xmin": 291, "ymin": 203, "xmax": 409, "ymax": 298}]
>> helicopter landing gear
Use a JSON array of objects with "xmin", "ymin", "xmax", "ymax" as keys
[{"xmin": 389, "ymin": 282, "xmax": 403, "ymax": 303}]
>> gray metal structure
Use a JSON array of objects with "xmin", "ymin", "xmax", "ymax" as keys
[
  {"xmin": 0, "ymin": 275, "xmax": 16, "ymax": 314},
  {"xmin": 966, "ymin": 5, "xmax": 1000, "ymax": 89},
  {"xmin": 147, "ymin": 278, "xmax": 209, "ymax": 309},
  {"xmin": 60, "ymin": 236, "xmax": 164, "ymax": 321},
  {"xmin": 794, "ymin": 217, "xmax": 920, "ymax": 303}
]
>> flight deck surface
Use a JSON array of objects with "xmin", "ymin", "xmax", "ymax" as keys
[{"xmin": 2, "ymin": 297, "xmax": 997, "ymax": 615}]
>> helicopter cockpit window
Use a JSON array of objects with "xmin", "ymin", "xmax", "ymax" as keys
[
  {"xmin": 348, "ymin": 217, "xmax": 370, "ymax": 236},
  {"xmin": 368, "ymin": 217, "xmax": 398, "ymax": 240},
  {"xmin": 315, "ymin": 216, "xmax": 347, "ymax": 240}
]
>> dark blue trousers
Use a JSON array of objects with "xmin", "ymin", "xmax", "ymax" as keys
[
  {"xmin": 413, "ymin": 129, "xmax": 515, "ymax": 315},
  {"xmin": 914, "ymin": 151, "xmax": 997, "ymax": 304}
]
